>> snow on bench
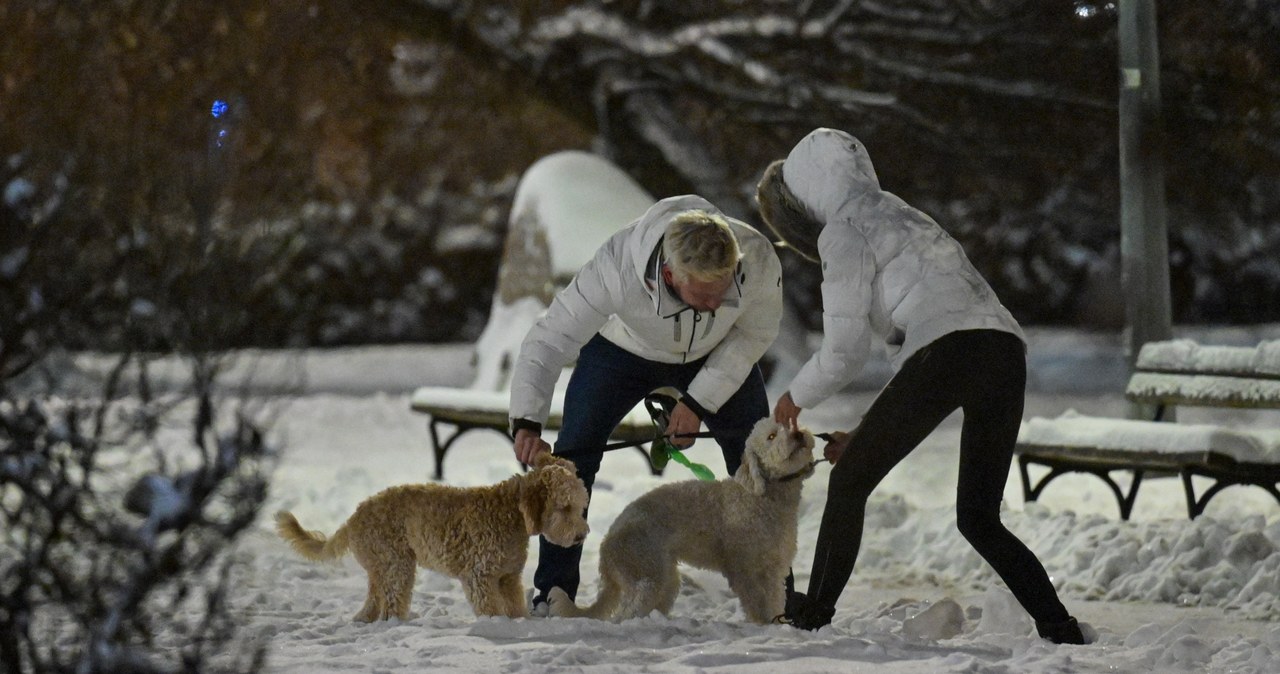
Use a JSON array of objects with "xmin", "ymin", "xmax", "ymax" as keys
[
  {"xmin": 409, "ymin": 151, "xmax": 659, "ymax": 480},
  {"xmin": 1015, "ymin": 339, "xmax": 1280, "ymax": 519}
]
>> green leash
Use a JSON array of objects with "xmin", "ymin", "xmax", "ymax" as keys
[
  {"xmin": 648, "ymin": 439, "xmax": 716, "ymax": 481},
  {"xmin": 643, "ymin": 393, "xmax": 718, "ymax": 481},
  {"xmin": 555, "ymin": 393, "xmax": 730, "ymax": 482}
]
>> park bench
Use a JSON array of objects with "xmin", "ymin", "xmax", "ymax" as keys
[
  {"xmin": 410, "ymin": 151, "xmax": 661, "ymax": 480},
  {"xmin": 410, "ymin": 387, "xmax": 660, "ymax": 480},
  {"xmin": 1014, "ymin": 339, "xmax": 1280, "ymax": 519}
]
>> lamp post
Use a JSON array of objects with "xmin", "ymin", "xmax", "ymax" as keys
[{"xmin": 1118, "ymin": 0, "xmax": 1173, "ymax": 419}]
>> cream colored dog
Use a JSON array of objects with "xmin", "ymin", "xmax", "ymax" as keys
[
  {"xmin": 276, "ymin": 453, "xmax": 589, "ymax": 621},
  {"xmin": 549, "ymin": 417, "xmax": 815, "ymax": 623}
]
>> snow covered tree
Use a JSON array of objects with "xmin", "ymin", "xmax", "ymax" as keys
[
  {"xmin": 1, "ymin": 89, "xmax": 272, "ymax": 674},
  {"xmin": 394, "ymin": 0, "xmax": 1280, "ymax": 325}
]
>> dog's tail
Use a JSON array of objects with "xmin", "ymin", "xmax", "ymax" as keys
[
  {"xmin": 547, "ymin": 577, "xmax": 623, "ymax": 620},
  {"xmin": 275, "ymin": 511, "xmax": 351, "ymax": 562}
]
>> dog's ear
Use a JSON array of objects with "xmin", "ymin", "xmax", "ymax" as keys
[
  {"xmin": 532, "ymin": 452, "xmax": 572, "ymax": 472},
  {"xmin": 518, "ymin": 476, "xmax": 546, "ymax": 536},
  {"xmin": 734, "ymin": 445, "xmax": 767, "ymax": 496}
]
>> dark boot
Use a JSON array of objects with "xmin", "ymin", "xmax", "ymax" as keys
[
  {"xmin": 1036, "ymin": 616, "xmax": 1085, "ymax": 645},
  {"xmin": 775, "ymin": 589, "xmax": 835, "ymax": 631}
]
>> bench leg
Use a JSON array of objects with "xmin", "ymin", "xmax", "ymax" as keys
[
  {"xmin": 1181, "ymin": 466, "xmax": 1280, "ymax": 520},
  {"xmin": 1018, "ymin": 456, "xmax": 1144, "ymax": 520},
  {"xmin": 428, "ymin": 417, "xmax": 514, "ymax": 480},
  {"xmin": 427, "ymin": 416, "xmax": 663, "ymax": 480}
]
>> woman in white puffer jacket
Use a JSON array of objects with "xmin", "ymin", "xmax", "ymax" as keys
[{"xmin": 760, "ymin": 128, "xmax": 1085, "ymax": 644}]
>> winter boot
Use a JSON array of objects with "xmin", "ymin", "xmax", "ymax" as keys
[
  {"xmin": 1036, "ymin": 616, "xmax": 1085, "ymax": 645},
  {"xmin": 774, "ymin": 589, "xmax": 835, "ymax": 631}
]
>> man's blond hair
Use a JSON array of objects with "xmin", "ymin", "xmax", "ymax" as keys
[{"xmin": 663, "ymin": 210, "xmax": 740, "ymax": 283}]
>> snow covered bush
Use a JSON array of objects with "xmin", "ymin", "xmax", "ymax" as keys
[{"xmin": 0, "ymin": 371, "xmax": 273, "ymax": 674}]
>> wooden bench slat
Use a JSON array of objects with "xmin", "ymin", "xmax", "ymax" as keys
[
  {"xmin": 1136, "ymin": 339, "xmax": 1280, "ymax": 380},
  {"xmin": 1018, "ymin": 412, "xmax": 1280, "ymax": 464},
  {"xmin": 1125, "ymin": 372, "xmax": 1280, "ymax": 409}
]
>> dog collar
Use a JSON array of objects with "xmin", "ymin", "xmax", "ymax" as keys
[{"xmin": 774, "ymin": 463, "xmax": 816, "ymax": 483}]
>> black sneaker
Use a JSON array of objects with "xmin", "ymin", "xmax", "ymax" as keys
[
  {"xmin": 527, "ymin": 590, "xmax": 550, "ymax": 618},
  {"xmin": 773, "ymin": 590, "xmax": 835, "ymax": 631},
  {"xmin": 1036, "ymin": 616, "xmax": 1086, "ymax": 645}
]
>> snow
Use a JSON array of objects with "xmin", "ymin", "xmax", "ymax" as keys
[
  {"xmin": 180, "ymin": 325, "xmax": 1280, "ymax": 673},
  {"xmin": 1138, "ymin": 339, "xmax": 1280, "ymax": 376},
  {"xmin": 458, "ymin": 151, "xmax": 653, "ymax": 394},
  {"xmin": 509, "ymin": 151, "xmax": 654, "ymax": 278},
  {"xmin": 1019, "ymin": 409, "xmax": 1280, "ymax": 462}
]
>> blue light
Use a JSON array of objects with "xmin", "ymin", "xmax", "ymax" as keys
[{"xmin": 211, "ymin": 99, "xmax": 228, "ymax": 118}]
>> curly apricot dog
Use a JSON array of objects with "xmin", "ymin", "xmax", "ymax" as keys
[
  {"xmin": 276, "ymin": 453, "xmax": 589, "ymax": 621},
  {"xmin": 549, "ymin": 417, "xmax": 815, "ymax": 623}
]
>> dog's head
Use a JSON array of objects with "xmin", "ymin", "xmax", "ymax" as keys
[
  {"xmin": 519, "ymin": 453, "xmax": 590, "ymax": 547},
  {"xmin": 734, "ymin": 417, "xmax": 816, "ymax": 496}
]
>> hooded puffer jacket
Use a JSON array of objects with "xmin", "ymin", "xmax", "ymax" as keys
[
  {"xmin": 508, "ymin": 194, "xmax": 783, "ymax": 427},
  {"xmin": 782, "ymin": 128, "xmax": 1025, "ymax": 409}
]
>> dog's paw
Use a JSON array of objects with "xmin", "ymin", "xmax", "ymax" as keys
[{"xmin": 546, "ymin": 587, "xmax": 574, "ymax": 617}]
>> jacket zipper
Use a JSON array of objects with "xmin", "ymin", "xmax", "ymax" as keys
[{"xmin": 687, "ymin": 312, "xmax": 701, "ymax": 360}]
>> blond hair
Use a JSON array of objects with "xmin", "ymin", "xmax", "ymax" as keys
[{"xmin": 663, "ymin": 210, "xmax": 741, "ymax": 283}]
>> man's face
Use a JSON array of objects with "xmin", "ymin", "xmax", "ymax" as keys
[{"xmin": 663, "ymin": 266, "xmax": 733, "ymax": 312}]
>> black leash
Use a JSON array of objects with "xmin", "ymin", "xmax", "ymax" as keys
[
  {"xmin": 553, "ymin": 392, "xmax": 842, "ymax": 471},
  {"xmin": 598, "ymin": 430, "xmax": 714, "ymax": 452},
  {"xmin": 775, "ymin": 433, "xmax": 838, "ymax": 482},
  {"xmin": 590, "ymin": 430, "xmax": 837, "ymax": 454},
  {"xmin": 554, "ymin": 430, "xmax": 720, "ymax": 459},
  {"xmin": 555, "ymin": 392, "xmax": 724, "ymax": 458}
]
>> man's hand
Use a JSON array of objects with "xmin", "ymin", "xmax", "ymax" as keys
[
  {"xmin": 822, "ymin": 430, "xmax": 850, "ymax": 464},
  {"xmin": 665, "ymin": 401, "xmax": 702, "ymax": 448},
  {"xmin": 514, "ymin": 428, "xmax": 551, "ymax": 465},
  {"xmin": 773, "ymin": 391, "xmax": 802, "ymax": 427}
]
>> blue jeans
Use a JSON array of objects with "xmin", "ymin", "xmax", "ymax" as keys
[{"xmin": 533, "ymin": 333, "xmax": 768, "ymax": 602}]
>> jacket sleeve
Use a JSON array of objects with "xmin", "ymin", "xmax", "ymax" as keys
[
  {"xmin": 685, "ymin": 239, "xmax": 784, "ymax": 413},
  {"xmin": 787, "ymin": 221, "xmax": 876, "ymax": 409},
  {"xmin": 508, "ymin": 244, "xmax": 620, "ymax": 425}
]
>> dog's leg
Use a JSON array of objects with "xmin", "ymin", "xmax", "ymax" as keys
[
  {"xmin": 461, "ymin": 574, "xmax": 508, "ymax": 617},
  {"xmin": 355, "ymin": 574, "xmax": 385, "ymax": 623},
  {"xmin": 654, "ymin": 564, "xmax": 681, "ymax": 616},
  {"xmin": 726, "ymin": 567, "xmax": 785, "ymax": 624},
  {"xmin": 384, "ymin": 559, "xmax": 417, "ymax": 620},
  {"xmin": 497, "ymin": 573, "xmax": 526, "ymax": 618},
  {"xmin": 548, "ymin": 570, "xmax": 627, "ymax": 621},
  {"xmin": 617, "ymin": 576, "xmax": 661, "ymax": 620}
]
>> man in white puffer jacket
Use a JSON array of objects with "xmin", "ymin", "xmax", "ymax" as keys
[
  {"xmin": 509, "ymin": 194, "xmax": 783, "ymax": 612},
  {"xmin": 760, "ymin": 128, "xmax": 1085, "ymax": 644}
]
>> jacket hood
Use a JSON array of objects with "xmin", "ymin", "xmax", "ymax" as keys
[{"xmin": 781, "ymin": 128, "xmax": 881, "ymax": 221}]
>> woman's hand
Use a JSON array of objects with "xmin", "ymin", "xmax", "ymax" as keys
[
  {"xmin": 773, "ymin": 391, "xmax": 802, "ymax": 427},
  {"xmin": 823, "ymin": 431, "xmax": 850, "ymax": 464}
]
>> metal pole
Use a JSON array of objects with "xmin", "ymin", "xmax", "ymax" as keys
[{"xmin": 1118, "ymin": 0, "xmax": 1173, "ymax": 419}]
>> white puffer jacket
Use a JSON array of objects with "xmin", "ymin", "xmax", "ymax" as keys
[
  {"xmin": 782, "ymin": 128, "xmax": 1025, "ymax": 409},
  {"xmin": 509, "ymin": 195, "xmax": 784, "ymax": 426}
]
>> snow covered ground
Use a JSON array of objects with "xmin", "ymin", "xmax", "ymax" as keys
[{"xmin": 160, "ymin": 325, "xmax": 1280, "ymax": 673}]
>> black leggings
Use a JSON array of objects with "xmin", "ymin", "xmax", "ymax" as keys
[{"xmin": 805, "ymin": 329, "xmax": 1070, "ymax": 624}]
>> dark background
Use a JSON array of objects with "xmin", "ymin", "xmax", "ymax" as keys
[{"xmin": 3, "ymin": 0, "xmax": 1278, "ymax": 364}]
